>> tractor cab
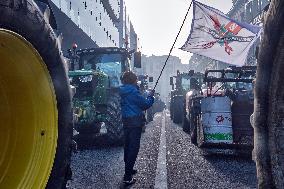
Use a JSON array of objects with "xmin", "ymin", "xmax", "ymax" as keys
[
  {"xmin": 170, "ymin": 70, "xmax": 204, "ymax": 123},
  {"xmin": 69, "ymin": 47, "xmax": 141, "ymax": 75},
  {"xmin": 75, "ymin": 48, "xmax": 131, "ymax": 87},
  {"xmin": 171, "ymin": 70, "xmax": 204, "ymax": 95}
]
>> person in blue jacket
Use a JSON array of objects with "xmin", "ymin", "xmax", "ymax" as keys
[{"xmin": 120, "ymin": 71, "xmax": 154, "ymax": 185}]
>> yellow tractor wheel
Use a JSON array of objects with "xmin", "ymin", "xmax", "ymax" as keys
[{"xmin": 0, "ymin": 0, "xmax": 73, "ymax": 189}]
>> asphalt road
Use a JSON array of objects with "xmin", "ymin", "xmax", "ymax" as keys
[{"xmin": 68, "ymin": 111, "xmax": 257, "ymax": 189}]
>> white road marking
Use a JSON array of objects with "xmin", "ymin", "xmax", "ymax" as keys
[{"xmin": 154, "ymin": 111, "xmax": 168, "ymax": 189}]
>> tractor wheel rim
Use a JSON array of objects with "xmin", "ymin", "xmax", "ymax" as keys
[{"xmin": 0, "ymin": 29, "xmax": 58, "ymax": 189}]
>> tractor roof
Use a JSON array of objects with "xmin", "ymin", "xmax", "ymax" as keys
[
  {"xmin": 76, "ymin": 47, "xmax": 129, "ymax": 56},
  {"xmin": 175, "ymin": 71, "xmax": 204, "ymax": 78},
  {"xmin": 204, "ymin": 66, "xmax": 256, "ymax": 83},
  {"xmin": 69, "ymin": 69, "xmax": 108, "ymax": 77}
]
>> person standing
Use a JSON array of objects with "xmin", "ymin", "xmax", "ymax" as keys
[{"xmin": 119, "ymin": 71, "xmax": 154, "ymax": 185}]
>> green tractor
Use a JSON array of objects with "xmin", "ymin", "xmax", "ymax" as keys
[
  {"xmin": 69, "ymin": 47, "xmax": 141, "ymax": 145},
  {"xmin": 170, "ymin": 70, "xmax": 204, "ymax": 124}
]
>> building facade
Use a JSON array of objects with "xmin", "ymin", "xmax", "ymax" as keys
[
  {"xmin": 244, "ymin": 0, "xmax": 270, "ymax": 65},
  {"xmin": 141, "ymin": 55, "xmax": 187, "ymax": 103},
  {"xmin": 244, "ymin": 0, "xmax": 270, "ymax": 25},
  {"xmin": 47, "ymin": 0, "xmax": 140, "ymax": 56}
]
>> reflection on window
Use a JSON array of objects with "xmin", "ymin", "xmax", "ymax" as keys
[
  {"xmin": 81, "ymin": 53, "xmax": 123, "ymax": 87},
  {"xmin": 225, "ymin": 82, "xmax": 253, "ymax": 91},
  {"xmin": 181, "ymin": 78, "xmax": 191, "ymax": 90},
  {"xmin": 96, "ymin": 62, "xmax": 121, "ymax": 87}
]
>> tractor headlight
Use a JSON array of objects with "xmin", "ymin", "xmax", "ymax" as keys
[{"xmin": 74, "ymin": 107, "xmax": 83, "ymax": 117}]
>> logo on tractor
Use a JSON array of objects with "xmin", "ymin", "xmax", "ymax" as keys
[
  {"xmin": 216, "ymin": 115, "xmax": 224, "ymax": 124},
  {"xmin": 216, "ymin": 115, "xmax": 232, "ymax": 124}
]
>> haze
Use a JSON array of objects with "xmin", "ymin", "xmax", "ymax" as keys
[{"xmin": 124, "ymin": 0, "xmax": 233, "ymax": 64}]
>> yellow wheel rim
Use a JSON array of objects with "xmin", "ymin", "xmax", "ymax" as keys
[{"xmin": 0, "ymin": 29, "xmax": 58, "ymax": 189}]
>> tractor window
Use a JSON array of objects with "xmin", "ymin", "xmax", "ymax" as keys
[
  {"xmin": 81, "ymin": 53, "xmax": 123, "ymax": 87},
  {"xmin": 225, "ymin": 82, "xmax": 236, "ymax": 89},
  {"xmin": 236, "ymin": 82, "xmax": 253, "ymax": 90},
  {"xmin": 96, "ymin": 62, "xmax": 121, "ymax": 87},
  {"xmin": 225, "ymin": 82, "xmax": 252, "ymax": 91},
  {"xmin": 181, "ymin": 78, "xmax": 191, "ymax": 90},
  {"xmin": 225, "ymin": 72, "xmax": 254, "ymax": 90}
]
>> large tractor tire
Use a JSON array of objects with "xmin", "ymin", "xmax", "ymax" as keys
[
  {"xmin": 169, "ymin": 98, "xmax": 174, "ymax": 120},
  {"xmin": 182, "ymin": 99, "xmax": 190, "ymax": 133},
  {"xmin": 182, "ymin": 110, "xmax": 190, "ymax": 133},
  {"xmin": 170, "ymin": 105, "xmax": 173, "ymax": 120},
  {"xmin": 190, "ymin": 112, "xmax": 197, "ymax": 145},
  {"xmin": 0, "ymin": 1, "xmax": 73, "ymax": 189},
  {"xmin": 105, "ymin": 93, "xmax": 124, "ymax": 145},
  {"xmin": 196, "ymin": 120, "xmax": 204, "ymax": 148},
  {"xmin": 172, "ymin": 96, "xmax": 183, "ymax": 124}
]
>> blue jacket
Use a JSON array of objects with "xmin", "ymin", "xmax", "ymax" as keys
[{"xmin": 120, "ymin": 84, "xmax": 154, "ymax": 119}]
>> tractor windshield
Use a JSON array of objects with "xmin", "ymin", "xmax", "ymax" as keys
[
  {"xmin": 225, "ymin": 82, "xmax": 253, "ymax": 90},
  {"xmin": 80, "ymin": 53, "xmax": 124, "ymax": 87},
  {"xmin": 70, "ymin": 74, "xmax": 96, "ymax": 98},
  {"xmin": 181, "ymin": 76, "xmax": 202, "ymax": 90},
  {"xmin": 181, "ymin": 78, "xmax": 191, "ymax": 90},
  {"xmin": 225, "ymin": 72, "xmax": 254, "ymax": 91}
]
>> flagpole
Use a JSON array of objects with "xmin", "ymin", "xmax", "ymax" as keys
[{"xmin": 153, "ymin": 0, "xmax": 194, "ymax": 90}]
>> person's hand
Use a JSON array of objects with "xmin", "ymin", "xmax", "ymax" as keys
[{"xmin": 148, "ymin": 89, "xmax": 155, "ymax": 97}]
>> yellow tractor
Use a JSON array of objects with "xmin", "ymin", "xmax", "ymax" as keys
[{"xmin": 0, "ymin": 0, "xmax": 73, "ymax": 188}]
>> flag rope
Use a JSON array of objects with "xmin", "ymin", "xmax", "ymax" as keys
[{"xmin": 153, "ymin": 0, "xmax": 193, "ymax": 90}]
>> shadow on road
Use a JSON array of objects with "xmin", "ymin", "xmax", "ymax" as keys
[{"xmin": 204, "ymin": 152, "xmax": 257, "ymax": 188}]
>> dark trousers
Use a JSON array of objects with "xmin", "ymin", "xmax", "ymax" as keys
[{"xmin": 123, "ymin": 127, "xmax": 142, "ymax": 179}]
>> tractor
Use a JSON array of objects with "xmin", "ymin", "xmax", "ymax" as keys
[
  {"xmin": 185, "ymin": 66, "xmax": 256, "ymax": 155},
  {"xmin": 68, "ymin": 47, "xmax": 141, "ymax": 145},
  {"xmin": 169, "ymin": 70, "xmax": 204, "ymax": 124}
]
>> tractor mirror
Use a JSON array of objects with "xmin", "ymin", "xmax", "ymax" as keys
[
  {"xmin": 149, "ymin": 77, "xmax": 154, "ymax": 82},
  {"xmin": 134, "ymin": 51, "xmax": 141, "ymax": 68},
  {"xmin": 170, "ymin": 77, "xmax": 174, "ymax": 85},
  {"xmin": 255, "ymin": 46, "xmax": 259, "ymax": 59}
]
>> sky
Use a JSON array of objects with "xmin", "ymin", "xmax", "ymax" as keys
[{"xmin": 124, "ymin": 0, "xmax": 233, "ymax": 64}]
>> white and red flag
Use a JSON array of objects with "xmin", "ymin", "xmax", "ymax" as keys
[{"xmin": 181, "ymin": 0, "xmax": 261, "ymax": 66}]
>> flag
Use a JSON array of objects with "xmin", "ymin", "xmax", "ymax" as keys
[{"xmin": 181, "ymin": 0, "xmax": 262, "ymax": 66}]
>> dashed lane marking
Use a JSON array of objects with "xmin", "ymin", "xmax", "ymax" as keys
[{"xmin": 154, "ymin": 111, "xmax": 168, "ymax": 189}]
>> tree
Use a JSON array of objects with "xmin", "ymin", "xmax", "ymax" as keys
[{"xmin": 254, "ymin": 0, "xmax": 284, "ymax": 188}]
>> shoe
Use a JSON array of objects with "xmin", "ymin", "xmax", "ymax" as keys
[
  {"xmin": 123, "ymin": 178, "xmax": 136, "ymax": 185},
  {"xmin": 131, "ymin": 169, "xmax": 137, "ymax": 175}
]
